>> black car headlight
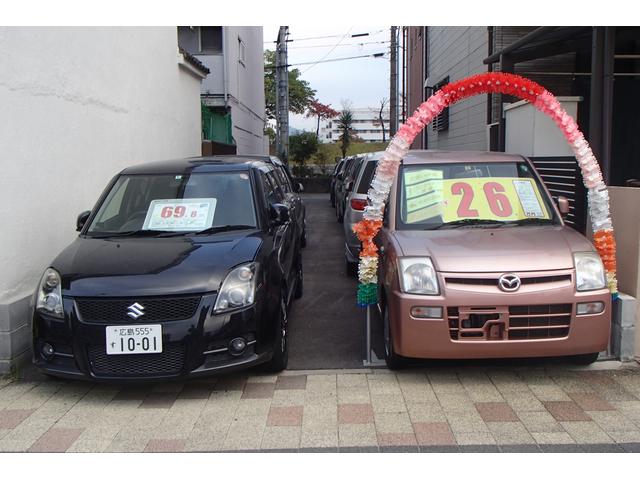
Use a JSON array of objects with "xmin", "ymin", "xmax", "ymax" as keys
[
  {"xmin": 35, "ymin": 268, "xmax": 64, "ymax": 318},
  {"xmin": 214, "ymin": 263, "xmax": 258, "ymax": 313}
]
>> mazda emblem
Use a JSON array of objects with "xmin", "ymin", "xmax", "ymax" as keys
[
  {"xmin": 127, "ymin": 302, "xmax": 145, "ymax": 319},
  {"xmin": 498, "ymin": 273, "xmax": 521, "ymax": 292}
]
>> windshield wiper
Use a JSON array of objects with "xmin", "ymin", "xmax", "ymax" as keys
[
  {"xmin": 431, "ymin": 219, "xmax": 507, "ymax": 230},
  {"xmin": 502, "ymin": 218, "xmax": 554, "ymax": 226},
  {"xmin": 86, "ymin": 229, "xmax": 173, "ymax": 238},
  {"xmin": 187, "ymin": 225, "xmax": 257, "ymax": 236}
]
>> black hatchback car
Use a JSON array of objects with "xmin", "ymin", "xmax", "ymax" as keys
[{"xmin": 32, "ymin": 156, "xmax": 304, "ymax": 381}]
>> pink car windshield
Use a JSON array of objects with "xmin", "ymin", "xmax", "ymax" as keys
[{"xmin": 398, "ymin": 161, "xmax": 558, "ymax": 229}]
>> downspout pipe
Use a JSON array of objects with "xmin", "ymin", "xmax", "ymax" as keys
[{"xmin": 222, "ymin": 27, "xmax": 228, "ymax": 110}]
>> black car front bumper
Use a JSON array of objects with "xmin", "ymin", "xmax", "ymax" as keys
[{"xmin": 32, "ymin": 293, "xmax": 275, "ymax": 382}]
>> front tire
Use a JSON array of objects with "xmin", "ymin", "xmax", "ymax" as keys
[
  {"xmin": 569, "ymin": 352, "xmax": 600, "ymax": 365},
  {"xmin": 263, "ymin": 297, "xmax": 289, "ymax": 372},
  {"xmin": 382, "ymin": 301, "xmax": 407, "ymax": 370}
]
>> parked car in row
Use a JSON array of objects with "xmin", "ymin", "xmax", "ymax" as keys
[
  {"xmin": 329, "ymin": 158, "xmax": 345, "ymax": 208},
  {"xmin": 32, "ymin": 155, "xmax": 305, "ymax": 381},
  {"xmin": 376, "ymin": 150, "xmax": 610, "ymax": 368},
  {"xmin": 344, "ymin": 152, "xmax": 382, "ymax": 277},
  {"xmin": 335, "ymin": 155, "xmax": 364, "ymax": 223},
  {"xmin": 237, "ymin": 155, "xmax": 307, "ymax": 248}
]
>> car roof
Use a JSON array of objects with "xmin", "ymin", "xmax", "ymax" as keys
[
  {"xmin": 120, "ymin": 156, "xmax": 278, "ymax": 175},
  {"xmin": 402, "ymin": 150, "xmax": 526, "ymax": 165}
]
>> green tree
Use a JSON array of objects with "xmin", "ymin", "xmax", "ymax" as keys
[
  {"xmin": 264, "ymin": 50, "xmax": 316, "ymax": 121},
  {"xmin": 337, "ymin": 109, "xmax": 354, "ymax": 158},
  {"xmin": 289, "ymin": 131, "xmax": 319, "ymax": 166}
]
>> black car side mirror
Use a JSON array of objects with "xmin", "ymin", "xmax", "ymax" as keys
[
  {"xmin": 295, "ymin": 182, "xmax": 304, "ymax": 193},
  {"xmin": 270, "ymin": 203, "xmax": 290, "ymax": 226},
  {"xmin": 76, "ymin": 210, "xmax": 91, "ymax": 231}
]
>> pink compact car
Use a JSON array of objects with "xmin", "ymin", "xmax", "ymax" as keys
[{"xmin": 378, "ymin": 150, "xmax": 611, "ymax": 368}]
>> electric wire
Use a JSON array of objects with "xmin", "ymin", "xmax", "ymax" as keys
[
  {"xmin": 264, "ymin": 29, "xmax": 386, "ymax": 44},
  {"xmin": 300, "ymin": 27, "xmax": 353, "ymax": 74}
]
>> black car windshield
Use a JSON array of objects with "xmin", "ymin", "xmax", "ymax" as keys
[
  {"xmin": 397, "ymin": 161, "xmax": 560, "ymax": 230},
  {"xmin": 86, "ymin": 172, "xmax": 257, "ymax": 236}
]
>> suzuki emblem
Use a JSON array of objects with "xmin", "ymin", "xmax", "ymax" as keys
[
  {"xmin": 498, "ymin": 273, "xmax": 521, "ymax": 292},
  {"xmin": 127, "ymin": 302, "xmax": 145, "ymax": 319}
]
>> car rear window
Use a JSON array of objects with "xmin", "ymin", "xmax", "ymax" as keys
[{"xmin": 356, "ymin": 161, "xmax": 378, "ymax": 194}]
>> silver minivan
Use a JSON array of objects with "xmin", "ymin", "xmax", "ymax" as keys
[{"xmin": 344, "ymin": 152, "xmax": 382, "ymax": 276}]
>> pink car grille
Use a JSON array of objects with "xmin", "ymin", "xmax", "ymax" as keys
[{"xmin": 447, "ymin": 304, "xmax": 572, "ymax": 341}]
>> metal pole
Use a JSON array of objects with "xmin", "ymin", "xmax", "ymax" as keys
[
  {"xmin": 275, "ymin": 26, "xmax": 290, "ymax": 163},
  {"xmin": 363, "ymin": 304, "xmax": 385, "ymax": 367},
  {"xmin": 589, "ymin": 27, "xmax": 604, "ymax": 168},
  {"xmin": 366, "ymin": 306, "xmax": 372, "ymax": 365},
  {"xmin": 390, "ymin": 26, "xmax": 398, "ymax": 136},
  {"xmin": 601, "ymin": 26, "xmax": 616, "ymax": 185}
]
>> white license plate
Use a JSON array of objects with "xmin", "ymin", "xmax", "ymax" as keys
[{"xmin": 105, "ymin": 324, "xmax": 162, "ymax": 355}]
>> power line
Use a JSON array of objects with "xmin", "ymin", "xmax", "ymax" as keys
[
  {"xmin": 300, "ymin": 27, "xmax": 353, "ymax": 74},
  {"xmin": 265, "ymin": 52, "xmax": 387, "ymax": 69},
  {"xmin": 288, "ymin": 40, "xmax": 390, "ymax": 50},
  {"xmin": 264, "ymin": 29, "xmax": 386, "ymax": 44}
]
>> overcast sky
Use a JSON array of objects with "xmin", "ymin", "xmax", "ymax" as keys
[{"xmin": 264, "ymin": 25, "xmax": 391, "ymax": 131}]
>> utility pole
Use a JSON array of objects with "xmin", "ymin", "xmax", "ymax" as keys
[
  {"xmin": 390, "ymin": 26, "xmax": 398, "ymax": 137},
  {"xmin": 275, "ymin": 26, "xmax": 290, "ymax": 163}
]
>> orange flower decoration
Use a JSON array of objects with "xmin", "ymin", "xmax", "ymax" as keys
[
  {"xmin": 360, "ymin": 240, "xmax": 378, "ymax": 258},
  {"xmin": 352, "ymin": 219, "xmax": 382, "ymax": 243}
]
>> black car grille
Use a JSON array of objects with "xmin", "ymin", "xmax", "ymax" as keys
[
  {"xmin": 87, "ymin": 343, "xmax": 186, "ymax": 377},
  {"xmin": 75, "ymin": 296, "xmax": 201, "ymax": 323}
]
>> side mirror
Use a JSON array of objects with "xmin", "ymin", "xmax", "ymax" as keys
[
  {"xmin": 345, "ymin": 180, "xmax": 354, "ymax": 192},
  {"xmin": 76, "ymin": 210, "xmax": 91, "ymax": 231},
  {"xmin": 557, "ymin": 196, "xmax": 570, "ymax": 217},
  {"xmin": 269, "ymin": 203, "xmax": 290, "ymax": 226},
  {"xmin": 296, "ymin": 182, "xmax": 304, "ymax": 193}
]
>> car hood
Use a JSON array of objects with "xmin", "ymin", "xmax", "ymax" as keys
[
  {"xmin": 52, "ymin": 231, "xmax": 263, "ymax": 297},
  {"xmin": 391, "ymin": 225, "xmax": 593, "ymax": 272}
]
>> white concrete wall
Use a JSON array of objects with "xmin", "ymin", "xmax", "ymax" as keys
[
  {"xmin": 190, "ymin": 26, "xmax": 266, "ymax": 155},
  {"xmin": 505, "ymin": 97, "xmax": 581, "ymax": 157},
  {"xmin": 0, "ymin": 27, "xmax": 204, "ymax": 370},
  {"xmin": 224, "ymin": 26, "xmax": 267, "ymax": 155}
]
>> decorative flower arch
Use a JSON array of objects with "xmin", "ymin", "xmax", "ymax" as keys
[{"xmin": 353, "ymin": 72, "xmax": 617, "ymax": 305}]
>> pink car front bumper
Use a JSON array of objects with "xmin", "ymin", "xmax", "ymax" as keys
[{"xmin": 387, "ymin": 270, "xmax": 611, "ymax": 359}]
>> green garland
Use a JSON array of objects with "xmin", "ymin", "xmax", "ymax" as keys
[{"xmin": 357, "ymin": 283, "xmax": 378, "ymax": 307}]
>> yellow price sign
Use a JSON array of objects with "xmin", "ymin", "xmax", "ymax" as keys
[
  {"xmin": 403, "ymin": 174, "xmax": 550, "ymax": 223},
  {"xmin": 442, "ymin": 177, "xmax": 550, "ymax": 222}
]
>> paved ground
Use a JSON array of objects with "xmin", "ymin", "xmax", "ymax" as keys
[
  {"xmin": 3, "ymin": 193, "xmax": 639, "ymax": 453},
  {"xmin": 287, "ymin": 193, "xmax": 368, "ymax": 369},
  {"xmin": 2, "ymin": 364, "xmax": 640, "ymax": 452}
]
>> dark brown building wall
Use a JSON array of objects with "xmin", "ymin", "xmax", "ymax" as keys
[{"xmin": 405, "ymin": 26, "xmax": 425, "ymax": 149}]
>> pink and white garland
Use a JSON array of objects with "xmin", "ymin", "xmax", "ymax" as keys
[{"xmin": 354, "ymin": 72, "xmax": 617, "ymax": 306}]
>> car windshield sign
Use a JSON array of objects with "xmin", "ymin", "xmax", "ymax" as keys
[
  {"xmin": 86, "ymin": 172, "xmax": 257, "ymax": 237},
  {"xmin": 143, "ymin": 198, "xmax": 217, "ymax": 231},
  {"xmin": 399, "ymin": 162, "xmax": 555, "ymax": 230}
]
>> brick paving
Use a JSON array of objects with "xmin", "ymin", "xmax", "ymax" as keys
[{"xmin": 1, "ymin": 365, "xmax": 640, "ymax": 452}]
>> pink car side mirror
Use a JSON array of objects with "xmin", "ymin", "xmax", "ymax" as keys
[{"xmin": 557, "ymin": 196, "xmax": 570, "ymax": 217}]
